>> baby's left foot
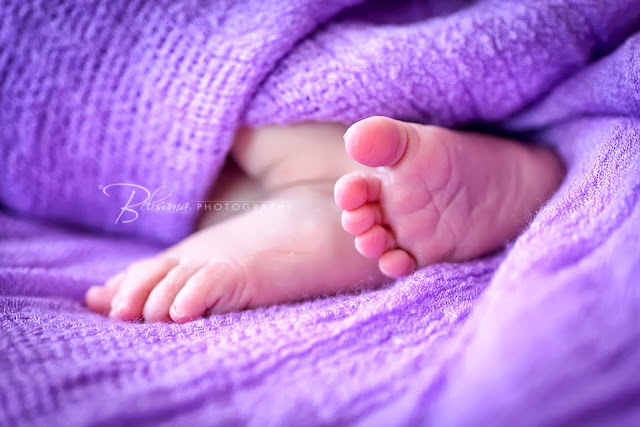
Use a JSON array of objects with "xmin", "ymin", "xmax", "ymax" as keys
[{"xmin": 335, "ymin": 117, "xmax": 565, "ymax": 278}]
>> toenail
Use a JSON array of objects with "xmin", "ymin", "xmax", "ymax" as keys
[
  {"xmin": 170, "ymin": 304, "xmax": 184, "ymax": 318},
  {"xmin": 109, "ymin": 297, "xmax": 127, "ymax": 312},
  {"xmin": 344, "ymin": 123, "xmax": 357, "ymax": 144},
  {"xmin": 109, "ymin": 306, "xmax": 122, "ymax": 318}
]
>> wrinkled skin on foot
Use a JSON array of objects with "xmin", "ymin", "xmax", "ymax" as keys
[{"xmin": 334, "ymin": 116, "xmax": 565, "ymax": 278}]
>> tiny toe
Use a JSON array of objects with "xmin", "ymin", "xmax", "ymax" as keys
[
  {"xmin": 344, "ymin": 116, "xmax": 409, "ymax": 167},
  {"xmin": 341, "ymin": 204, "xmax": 382, "ymax": 235},
  {"xmin": 109, "ymin": 257, "xmax": 178, "ymax": 321},
  {"xmin": 104, "ymin": 271, "xmax": 126, "ymax": 289},
  {"xmin": 143, "ymin": 263, "xmax": 202, "ymax": 322},
  {"xmin": 85, "ymin": 272, "xmax": 125, "ymax": 314},
  {"xmin": 171, "ymin": 262, "xmax": 247, "ymax": 322},
  {"xmin": 334, "ymin": 172, "xmax": 381, "ymax": 210},
  {"xmin": 379, "ymin": 249, "xmax": 415, "ymax": 278},
  {"xmin": 354, "ymin": 225, "xmax": 395, "ymax": 259}
]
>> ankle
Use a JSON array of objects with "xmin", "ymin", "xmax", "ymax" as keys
[{"xmin": 232, "ymin": 122, "xmax": 367, "ymax": 191}]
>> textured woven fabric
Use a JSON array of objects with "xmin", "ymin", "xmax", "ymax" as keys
[{"xmin": 2, "ymin": 0, "xmax": 640, "ymax": 425}]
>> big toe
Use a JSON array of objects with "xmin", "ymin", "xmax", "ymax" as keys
[
  {"xmin": 344, "ymin": 116, "xmax": 409, "ymax": 167},
  {"xmin": 171, "ymin": 261, "xmax": 250, "ymax": 322}
]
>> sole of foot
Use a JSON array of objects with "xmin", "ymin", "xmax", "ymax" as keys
[{"xmin": 334, "ymin": 116, "xmax": 565, "ymax": 278}]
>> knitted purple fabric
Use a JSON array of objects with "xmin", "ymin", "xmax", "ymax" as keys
[{"xmin": 2, "ymin": 0, "xmax": 640, "ymax": 425}]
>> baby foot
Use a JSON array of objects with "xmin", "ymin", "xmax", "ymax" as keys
[
  {"xmin": 86, "ymin": 185, "xmax": 384, "ymax": 322},
  {"xmin": 334, "ymin": 116, "xmax": 565, "ymax": 278}
]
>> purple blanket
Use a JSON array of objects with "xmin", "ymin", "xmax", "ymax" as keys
[{"xmin": 2, "ymin": 0, "xmax": 640, "ymax": 425}]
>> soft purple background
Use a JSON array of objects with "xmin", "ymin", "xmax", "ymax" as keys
[{"xmin": 2, "ymin": 0, "xmax": 640, "ymax": 425}]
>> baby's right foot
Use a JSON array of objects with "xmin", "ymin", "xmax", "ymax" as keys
[{"xmin": 334, "ymin": 117, "xmax": 565, "ymax": 278}]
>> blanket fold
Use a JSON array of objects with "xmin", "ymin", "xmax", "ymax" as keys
[{"xmin": 2, "ymin": 0, "xmax": 640, "ymax": 425}]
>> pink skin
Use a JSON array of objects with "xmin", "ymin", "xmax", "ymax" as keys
[
  {"xmin": 85, "ymin": 117, "xmax": 565, "ymax": 322},
  {"xmin": 334, "ymin": 116, "xmax": 565, "ymax": 278}
]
